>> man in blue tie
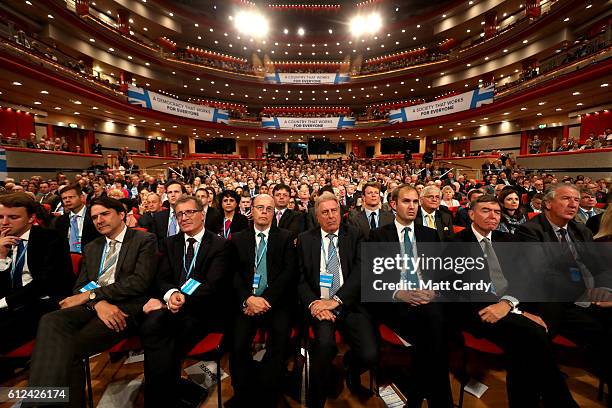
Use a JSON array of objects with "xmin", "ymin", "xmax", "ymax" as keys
[
  {"xmin": 574, "ymin": 187, "xmax": 603, "ymax": 224},
  {"xmin": 228, "ymin": 194, "xmax": 297, "ymax": 407},
  {"xmin": 298, "ymin": 192, "xmax": 378, "ymax": 408},
  {"xmin": 148, "ymin": 181, "xmax": 186, "ymax": 246},
  {"xmin": 53, "ymin": 184, "xmax": 101, "ymax": 253},
  {"xmin": 0, "ymin": 193, "xmax": 72, "ymax": 356}
]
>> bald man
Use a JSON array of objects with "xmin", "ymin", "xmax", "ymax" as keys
[{"xmin": 228, "ymin": 194, "xmax": 297, "ymax": 407}]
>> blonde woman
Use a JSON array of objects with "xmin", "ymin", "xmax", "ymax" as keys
[
  {"xmin": 440, "ymin": 185, "xmax": 460, "ymax": 207},
  {"xmin": 594, "ymin": 206, "xmax": 612, "ymax": 242}
]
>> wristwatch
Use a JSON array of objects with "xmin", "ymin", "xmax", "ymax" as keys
[
  {"xmin": 332, "ymin": 295, "xmax": 343, "ymax": 305},
  {"xmin": 88, "ymin": 290, "xmax": 97, "ymax": 302},
  {"xmin": 501, "ymin": 296, "xmax": 521, "ymax": 314}
]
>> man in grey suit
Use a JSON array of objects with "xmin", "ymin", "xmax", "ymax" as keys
[
  {"xmin": 348, "ymin": 181, "xmax": 394, "ymax": 239},
  {"xmin": 573, "ymin": 187, "xmax": 603, "ymax": 225},
  {"xmin": 28, "ymin": 196, "xmax": 157, "ymax": 408}
]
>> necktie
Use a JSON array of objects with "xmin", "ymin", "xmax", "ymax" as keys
[
  {"xmin": 480, "ymin": 237, "xmax": 508, "ymax": 296},
  {"xmin": 326, "ymin": 234, "xmax": 341, "ymax": 297},
  {"xmin": 98, "ymin": 240, "xmax": 118, "ymax": 286},
  {"xmin": 276, "ymin": 210, "xmax": 283, "ymax": 226},
  {"xmin": 11, "ymin": 240, "xmax": 26, "ymax": 288},
  {"xmin": 558, "ymin": 229, "xmax": 579, "ymax": 265},
  {"xmin": 426, "ymin": 213, "xmax": 435, "ymax": 229},
  {"xmin": 69, "ymin": 214, "xmax": 81, "ymax": 253},
  {"xmin": 224, "ymin": 218, "xmax": 232, "ymax": 239},
  {"xmin": 182, "ymin": 237, "xmax": 197, "ymax": 285},
  {"xmin": 168, "ymin": 212, "xmax": 178, "ymax": 236},
  {"xmin": 369, "ymin": 212, "xmax": 377, "ymax": 230},
  {"xmin": 401, "ymin": 227, "xmax": 415, "ymax": 283},
  {"xmin": 254, "ymin": 232, "xmax": 267, "ymax": 296}
]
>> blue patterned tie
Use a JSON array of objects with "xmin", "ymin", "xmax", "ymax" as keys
[
  {"xmin": 254, "ymin": 232, "xmax": 267, "ymax": 296},
  {"xmin": 401, "ymin": 227, "xmax": 416, "ymax": 283},
  {"xmin": 11, "ymin": 241, "xmax": 26, "ymax": 288},
  {"xmin": 168, "ymin": 212, "xmax": 178, "ymax": 236},
  {"xmin": 69, "ymin": 214, "xmax": 80, "ymax": 253},
  {"xmin": 327, "ymin": 234, "xmax": 341, "ymax": 297}
]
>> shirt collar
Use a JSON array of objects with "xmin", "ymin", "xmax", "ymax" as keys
[
  {"xmin": 184, "ymin": 227, "xmax": 205, "ymax": 244},
  {"xmin": 106, "ymin": 225, "xmax": 128, "ymax": 245},
  {"xmin": 254, "ymin": 226, "xmax": 271, "ymax": 239},
  {"xmin": 394, "ymin": 219, "xmax": 414, "ymax": 238},
  {"xmin": 421, "ymin": 207, "xmax": 435, "ymax": 217},
  {"xmin": 471, "ymin": 224, "xmax": 493, "ymax": 242},
  {"xmin": 579, "ymin": 207, "xmax": 593, "ymax": 214},
  {"xmin": 19, "ymin": 228, "xmax": 31, "ymax": 242},
  {"xmin": 364, "ymin": 208, "xmax": 378, "ymax": 217},
  {"xmin": 72, "ymin": 205, "xmax": 86, "ymax": 218},
  {"xmin": 321, "ymin": 228, "xmax": 340, "ymax": 240}
]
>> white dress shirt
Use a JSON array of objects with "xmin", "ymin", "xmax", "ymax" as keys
[
  {"xmin": 0, "ymin": 229, "xmax": 32, "ymax": 309},
  {"xmin": 420, "ymin": 208, "xmax": 437, "ymax": 228},
  {"xmin": 320, "ymin": 228, "xmax": 344, "ymax": 289},
  {"xmin": 67, "ymin": 205, "xmax": 86, "ymax": 240},
  {"xmin": 163, "ymin": 227, "xmax": 206, "ymax": 303},
  {"xmin": 364, "ymin": 208, "xmax": 379, "ymax": 228}
]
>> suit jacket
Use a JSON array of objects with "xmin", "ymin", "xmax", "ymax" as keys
[
  {"xmin": 222, "ymin": 212, "xmax": 249, "ymax": 237},
  {"xmin": 574, "ymin": 207, "xmax": 603, "ymax": 225},
  {"xmin": 204, "ymin": 206, "xmax": 223, "ymax": 235},
  {"xmin": 414, "ymin": 208, "xmax": 454, "ymax": 241},
  {"xmin": 73, "ymin": 228, "xmax": 157, "ymax": 315},
  {"xmin": 53, "ymin": 208, "xmax": 102, "ymax": 251},
  {"xmin": 272, "ymin": 209, "xmax": 304, "ymax": 240},
  {"xmin": 347, "ymin": 208, "xmax": 395, "ymax": 239},
  {"xmin": 155, "ymin": 230, "xmax": 231, "ymax": 319},
  {"xmin": 232, "ymin": 227, "xmax": 297, "ymax": 308},
  {"xmin": 137, "ymin": 212, "xmax": 155, "ymax": 232},
  {"xmin": 1, "ymin": 226, "xmax": 73, "ymax": 310},
  {"xmin": 515, "ymin": 213, "xmax": 612, "ymax": 300},
  {"xmin": 297, "ymin": 224, "xmax": 363, "ymax": 309},
  {"xmin": 585, "ymin": 212, "xmax": 603, "ymax": 235}
]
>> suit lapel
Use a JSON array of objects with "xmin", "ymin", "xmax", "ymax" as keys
[
  {"xmin": 114, "ymin": 229, "xmax": 133, "ymax": 278},
  {"xmin": 247, "ymin": 229, "xmax": 257, "ymax": 275},
  {"xmin": 265, "ymin": 228, "xmax": 278, "ymax": 278},
  {"xmin": 338, "ymin": 226, "xmax": 350, "ymax": 279},
  {"xmin": 90, "ymin": 238, "xmax": 106, "ymax": 281},
  {"xmin": 194, "ymin": 231, "xmax": 212, "ymax": 278},
  {"xmin": 310, "ymin": 229, "xmax": 322, "ymax": 284}
]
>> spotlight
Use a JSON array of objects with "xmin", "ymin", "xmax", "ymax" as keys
[
  {"xmin": 350, "ymin": 12, "xmax": 382, "ymax": 36},
  {"xmin": 297, "ymin": 27, "xmax": 305, "ymax": 36},
  {"xmin": 234, "ymin": 10, "xmax": 268, "ymax": 37}
]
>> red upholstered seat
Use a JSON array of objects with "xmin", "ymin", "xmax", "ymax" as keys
[
  {"xmin": 521, "ymin": 194, "xmax": 529, "ymax": 205},
  {"xmin": 70, "ymin": 253, "xmax": 83, "ymax": 276},
  {"xmin": 448, "ymin": 206, "xmax": 459, "ymax": 217},
  {"xmin": 552, "ymin": 335, "xmax": 579, "ymax": 348},
  {"xmin": 308, "ymin": 327, "xmax": 342, "ymax": 343},
  {"xmin": 187, "ymin": 333, "xmax": 224, "ymax": 356},
  {"xmin": 5, "ymin": 340, "xmax": 36, "ymax": 358},
  {"xmin": 108, "ymin": 336, "xmax": 142, "ymax": 353},
  {"xmin": 378, "ymin": 324, "xmax": 406, "ymax": 347},
  {"xmin": 527, "ymin": 212, "xmax": 539, "ymax": 219},
  {"xmin": 595, "ymin": 203, "xmax": 606, "ymax": 209},
  {"xmin": 453, "ymin": 226, "xmax": 466, "ymax": 234},
  {"xmin": 462, "ymin": 331, "xmax": 504, "ymax": 354},
  {"xmin": 131, "ymin": 227, "xmax": 148, "ymax": 232}
]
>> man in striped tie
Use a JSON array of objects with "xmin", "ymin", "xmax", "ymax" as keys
[{"xmin": 297, "ymin": 191, "xmax": 378, "ymax": 408}]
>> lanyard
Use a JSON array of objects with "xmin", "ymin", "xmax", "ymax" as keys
[
  {"xmin": 9, "ymin": 242, "xmax": 28, "ymax": 282},
  {"xmin": 254, "ymin": 235, "xmax": 268, "ymax": 271},
  {"xmin": 320, "ymin": 236, "xmax": 336, "ymax": 271},
  {"xmin": 183, "ymin": 239, "xmax": 201, "ymax": 280},
  {"xmin": 98, "ymin": 242, "xmax": 120, "ymax": 278}
]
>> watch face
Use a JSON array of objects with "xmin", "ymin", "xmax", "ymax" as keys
[{"xmin": 89, "ymin": 292, "xmax": 96, "ymax": 300}]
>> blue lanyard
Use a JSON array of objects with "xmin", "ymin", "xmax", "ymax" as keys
[
  {"xmin": 10, "ymin": 242, "xmax": 28, "ymax": 282},
  {"xmin": 320, "ymin": 236, "xmax": 336, "ymax": 271},
  {"xmin": 255, "ymin": 236, "xmax": 268, "ymax": 271},
  {"xmin": 183, "ymin": 240, "xmax": 201, "ymax": 280},
  {"xmin": 98, "ymin": 242, "xmax": 119, "ymax": 278}
]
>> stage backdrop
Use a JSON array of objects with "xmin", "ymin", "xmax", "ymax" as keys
[
  {"xmin": 264, "ymin": 72, "xmax": 350, "ymax": 85},
  {"xmin": 262, "ymin": 116, "xmax": 355, "ymax": 130},
  {"xmin": 389, "ymin": 85, "xmax": 494, "ymax": 124},
  {"xmin": 127, "ymin": 85, "xmax": 229, "ymax": 124}
]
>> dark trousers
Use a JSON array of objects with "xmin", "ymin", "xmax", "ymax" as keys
[
  {"xmin": 460, "ymin": 304, "xmax": 576, "ymax": 408},
  {"xmin": 392, "ymin": 303, "xmax": 454, "ymax": 408},
  {"xmin": 27, "ymin": 305, "xmax": 136, "ymax": 408},
  {"xmin": 308, "ymin": 308, "xmax": 378, "ymax": 408},
  {"xmin": 541, "ymin": 303, "xmax": 612, "ymax": 389},
  {"xmin": 229, "ymin": 307, "xmax": 291, "ymax": 407},
  {"xmin": 139, "ymin": 308, "xmax": 209, "ymax": 408},
  {"xmin": 0, "ymin": 300, "xmax": 56, "ymax": 354}
]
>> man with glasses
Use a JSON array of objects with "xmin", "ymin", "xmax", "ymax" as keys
[
  {"xmin": 415, "ymin": 185, "xmax": 454, "ymax": 241},
  {"xmin": 228, "ymin": 194, "xmax": 297, "ymax": 407},
  {"xmin": 139, "ymin": 196, "xmax": 231, "ymax": 407}
]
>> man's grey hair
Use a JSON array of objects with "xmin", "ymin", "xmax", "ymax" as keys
[
  {"xmin": 315, "ymin": 191, "xmax": 339, "ymax": 213},
  {"xmin": 542, "ymin": 183, "xmax": 580, "ymax": 204},
  {"xmin": 420, "ymin": 185, "xmax": 441, "ymax": 198}
]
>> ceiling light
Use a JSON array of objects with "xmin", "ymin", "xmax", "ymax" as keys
[
  {"xmin": 297, "ymin": 27, "xmax": 305, "ymax": 36},
  {"xmin": 235, "ymin": 10, "xmax": 269, "ymax": 37},
  {"xmin": 34, "ymin": 101, "xmax": 41, "ymax": 105},
  {"xmin": 89, "ymin": 38, "xmax": 95, "ymax": 42},
  {"xmin": 563, "ymin": 17, "xmax": 569, "ymax": 22},
  {"xmin": 108, "ymin": 47, "xmax": 114, "ymax": 52},
  {"xmin": 283, "ymin": 28, "xmax": 288, "ymax": 34},
  {"xmin": 522, "ymin": 40, "xmax": 528, "ymax": 44},
  {"xmin": 73, "ymin": 100, "xmax": 82, "ymax": 104},
  {"xmin": 572, "ymin": 91, "xmax": 580, "ymax": 95},
  {"xmin": 503, "ymin": 49, "xmax": 508, "ymax": 52},
  {"xmin": 12, "ymin": 81, "xmax": 22, "ymax": 86},
  {"xmin": 576, "ymin": 103, "xmax": 583, "ymax": 106},
  {"xmin": 47, "ymin": 14, "xmax": 54, "ymax": 19},
  {"xmin": 601, "ymin": 83, "xmax": 609, "ymax": 87},
  {"xmin": 555, "ymin": 108, "xmax": 562, "ymax": 111},
  {"xmin": 40, "ymin": 90, "xmax": 48, "ymax": 94},
  {"xmin": 536, "ymin": 113, "xmax": 542, "ymax": 116},
  {"xmin": 538, "ymin": 101, "xmax": 546, "ymax": 105},
  {"xmin": 350, "ymin": 12, "xmax": 382, "ymax": 36},
  {"xmin": 520, "ymin": 107, "xmax": 527, "ymax": 111}
]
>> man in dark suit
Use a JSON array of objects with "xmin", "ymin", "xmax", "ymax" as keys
[
  {"xmin": 368, "ymin": 185, "xmax": 453, "ymax": 408},
  {"xmin": 139, "ymin": 196, "xmax": 231, "ymax": 407},
  {"xmin": 28, "ymin": 197, "xmax": 157, "ymax": 408},
  {"xmin": 415, "ymin": 185, "xmax": 454, "ymax": 240},
  {"xmin": 124, "ymin": 159, "xmax": 139, "ymax": 175},
  {"xmin": 449, "ymin": 195, "xmax": 577, "ymax": 407},
  {"xmin": 195, "ymin": 187, "xmax": 223, "ymax": 235},
  {"xmin": 246, "ymin": 179, "xmax": 259, "ymax": 198},
  {"xmin": 515, "ymin": 184, "xmax": 612, "ymax": 394},
  {"xmin": 220, "ymin": 190, "xmax": 249, "ymax": 239},
  {"xmin": 146, "ymin": 180, "xmax": 185, "ymax": 244},
  {"xmin": 345, "ymin": 184, "xmax": 360, "ymax": 210},
  {"xmin": 348, "ymin": 181, "xmax": 394, "ymax": 239},
  {"xmin": 53, "ymin": 184, "xmax": 101, "ymax": 253},
  {"xmin": 454, "ymin": 189, "xmax": 484, "ymax": 228},
  {"xmin": 272, "ymin": 183, "xmax": 303, "ymax": 240},
  {"xmin": 528, "ymin": 178, "xmax": 545, "ymax": 201},
  {"xmin": 298, "ymin": 192, "xmax": 378, "ymax": 408},
  {"xmin": 0, "ymin": 193, "xmax": 73, "ymax": 354},
  {"xmin": 35, "ymin": 181, "xmax": 60, "ymax": 209},
  {"xmin": 138, "ymin": 193, "xmax": 163, "ymax": 232},
  {"xmin": 229, "ymin": 194, "xmax": 297, "ymax": 407}
]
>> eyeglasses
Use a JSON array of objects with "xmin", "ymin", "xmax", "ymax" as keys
[
  {"xmin": 423, "ymin": 195, "xmax": 441, "ymax": 200},
  {"xmin": 254, "ymin": 205, "xmax": 275, "ymax": 213},
  {"xmin": 176, "ymin": 210, "xmax": 200, "ymax": 219}
]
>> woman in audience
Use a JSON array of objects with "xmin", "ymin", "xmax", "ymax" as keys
[
  {"xmin": 593, "ymin": 206, "xmax": 612, "ymax": 242},
  {"xmin": 440, "ymin": 185, "xmax": 460, "ymax": 208},
  {"xmin": 497, "ymin": 187, "xmax": 527, "ymax": 233}
]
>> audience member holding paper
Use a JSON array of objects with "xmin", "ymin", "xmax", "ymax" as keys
[
  {"xmin": 27, "ymin": 196, "xmax": 157, "ymax": 408},
  {"xmin": 139, "ymin": 195, "xmax": 231, "ymax": 408}
]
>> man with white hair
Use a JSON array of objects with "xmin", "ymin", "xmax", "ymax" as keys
[{"xmin": 414, "ymin": 185, "xmax": 454, "ymax": 241}]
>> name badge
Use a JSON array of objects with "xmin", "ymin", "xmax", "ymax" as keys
[
  {"xmin": 252, "ymin": 274, "xmax": 261, "ymax": 289},
  {"xmin": 74, "ymin": 242, "xmax": 82, "ymax": 253},
  {"xmin": 320, "ymin": 273, "xmax": 333, "ymax": 288},
  {"xmin": 569, "ymin": 267, "xmax": 582, "ymax": 282},
  {"xmin": 80, "ymin": 281, "xmax": 100, "ymax": 293},
  {"xmin": 181, "ymin": 278, "xmax": 202, "ymax": 295}
]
